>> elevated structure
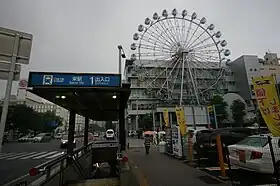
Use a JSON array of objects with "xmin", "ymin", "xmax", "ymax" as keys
[
  {"xmin": 124, "ymin": 59, "xmax": 237, "ymax": 130},
  {"xmin": 27, "ymin": 71, "xmax": 131, "ymax": 153}
]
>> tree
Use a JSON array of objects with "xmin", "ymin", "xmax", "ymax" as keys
[
  {"xmin": 209, "ymin": 95, "xmax": 228, "ymax": 127},
  {"xmin": 0, "ymin": 105, "xmax": 14, "ymax": 131},
  {"xmin": 89, "ymin": 124, "xmax": 105, "ymax": 132},
  {"xmin": 39, "ymin": 111, "xmax": 61, "ymax": 133},
  {"xmin": 105, "ymin": 121, "xmax": 116, "ymax": 130},
  {"xmin": 138, "ymin": 113, "xmax": 153, "ymax": 131},
  {"xmin": 231, "ymin": 99, "xmax": 246, "ymax": 127},
  {"xmin": 10, "ymin": 104, "xmax": 38, "ymax": 133}
]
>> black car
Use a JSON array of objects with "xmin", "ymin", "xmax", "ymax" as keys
[{"xmin": 196, "ymin": 127, "xmax": 260, "ymax": 164}]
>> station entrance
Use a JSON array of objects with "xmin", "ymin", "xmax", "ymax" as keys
[{"xmin": 27, "ymin": 71, "xmax": 131, "ymax": 153}]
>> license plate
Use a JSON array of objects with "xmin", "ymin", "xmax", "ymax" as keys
[{"xmin": 239, "ymin": 150, "xmax": 246, "ymax": 163}]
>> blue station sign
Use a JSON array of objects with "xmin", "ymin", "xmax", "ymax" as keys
[{"xmin": 28, "ymin": 72, "xmax": 121, "ymax": 87}]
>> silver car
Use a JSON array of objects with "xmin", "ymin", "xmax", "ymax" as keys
[{"xmin": 33, "ymin": 133, "xmax": 52, "ymax": 143}]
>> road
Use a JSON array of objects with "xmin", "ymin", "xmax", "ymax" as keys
[
  {"xmin": 0, "ymin": 139, "xmax": 66, "ymax": 185},
  {"xmin": 0, "ymin": 137, "xmax": 138, "ymax": 185}
]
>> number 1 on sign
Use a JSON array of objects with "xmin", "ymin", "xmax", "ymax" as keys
[{"xmin": 90, "ymin": 77, "xmax": 94, "ymax": 85}]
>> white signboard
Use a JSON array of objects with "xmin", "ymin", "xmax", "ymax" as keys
[
  {"xmin": 172, "ymin": 126, "xmax": 182, "ymax": 157},
  {"xmin": 0, "ymin": 27, "xmax": 33, "ymax": 64},
  {"xmin": 0, "ymin": 61, "xmax": 21, "ymax": 80}
]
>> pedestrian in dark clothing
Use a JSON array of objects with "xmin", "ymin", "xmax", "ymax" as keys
[{"xmin": 144, "ymin": 134, "xmax": 151, "ymax": 155}]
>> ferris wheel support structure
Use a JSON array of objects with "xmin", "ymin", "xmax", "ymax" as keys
[{"xmin": 130, "ymin": 9, "xmax": 231, "ymax": 106}]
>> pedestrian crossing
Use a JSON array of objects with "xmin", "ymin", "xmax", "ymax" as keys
[{"xmin": 0, "ymin": 151, "xmax": 65, "ymax": 161}]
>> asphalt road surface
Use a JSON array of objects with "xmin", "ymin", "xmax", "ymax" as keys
[{"xmin": 0, "ymin": 139, "xmax": 66, "ymax": 185}]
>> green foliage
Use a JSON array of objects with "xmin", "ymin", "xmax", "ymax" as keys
[
  {"xmin": 138, "ymin": 113, "xmax": 153, "ymax": 130},
  {"xmin": 230, "ymin": 99, "xmax": 246, "ymax": 126},
  {"xmin": 209, "ymin": 95, "xmax": 228, "ymax": 125},
  {"xmin": 40, "ymin": 111, "xmax": 63, "ymax": 132},
  {"xmin": 1, "ymin": 104, "xmax": 63, "ymax": 134},
  {"xmin": 10, "ymin": 104, "xmax": 36, "ymax": 133},
  {"xmin": 89, "ymin": 124, "xmax": 105, "ymax": 132},
  {"xmin": 105, "ymin": 121, "xmax": 116, "ymax": 130}
]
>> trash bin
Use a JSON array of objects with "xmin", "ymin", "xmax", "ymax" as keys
[{"xmin": 158, "ymin": 141, "xmax": 166, "ymax": 154}]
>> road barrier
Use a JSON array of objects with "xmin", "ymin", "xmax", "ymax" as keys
[{"xmin": 216, "ymin": 134, "xmax": 226, "ymax": 179}]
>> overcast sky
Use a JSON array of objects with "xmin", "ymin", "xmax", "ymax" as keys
[{"xmin": 0, "ymin": 0, "xmax": 279, "ymax": 98}]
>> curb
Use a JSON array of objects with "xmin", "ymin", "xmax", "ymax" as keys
[{"xmin": 127, "ymin": 155, "xmax": 149, "ymax": 186}]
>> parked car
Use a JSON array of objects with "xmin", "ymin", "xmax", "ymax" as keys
[
  {"xmin": 54, "ymin": 133, "xmax": 63, "ymax": 139},
  {"xmin": 196, "ymin": 127, "xmax": 261, "ymax": 163},
  {"xmin": 228, "ymin": 134, "xmax": 279, "ymax": 174},
  {"xmin": 60, "ymin": 135, "xmax": 76, "ymax": 149},
  {"xmin": 18, "ymin": 135, "xmax": 33, "ymax": 142},
  {"xmin": 190, "ymin": 129, "xmax": 211, "ymax": 153},
  {"xmin": 32, "ymin": 133, "xmax": 52, "ymax": 143}
]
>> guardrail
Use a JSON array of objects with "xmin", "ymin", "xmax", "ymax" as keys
[{"xmin": 5, "ymin": 142, "xmax": 95, "ymax": 186}]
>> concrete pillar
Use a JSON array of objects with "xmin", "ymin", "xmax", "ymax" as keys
[
  {"xmin": 119, "ymin": 95, "xmax": 126, "ymax": 151},
  {"xmin": 84, "ymin": 117, "xmax": 89, "ymax": 146},
  {"xmin": 170, "ymin": 112, "xmax": 173, "ymax": 126},
  {"xmin": 67, "ymin": 110, "xmax": 76, "ymax": 155},
  {"xmin": 159, "ymin": 112, "xmax": 163, "ymax": 130}
]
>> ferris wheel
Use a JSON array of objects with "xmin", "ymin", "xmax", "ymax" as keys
[{"xmin": 130, "ymin": 8, "xmax": 231, "ymax": 106}]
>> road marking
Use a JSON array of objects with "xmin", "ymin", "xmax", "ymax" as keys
[
  {"xmin": 46, "ymin": 152, "xmax": 63, "ymax": 159},
  {"xmin": 6, "ymin": 152, "xmax": 37, "ymax": 160},
  {"xmin": 33, "ymin": 151, "xmax": 58, "ymax": 159},
  {"xmin": 0, "ymin": 152, "xmax": 25, "ymax": 160},
  {"xmin": 0, "ymin": 153, "xmax": 16, "ymax": 159},
  {"xmin": 20, "ymin": 151, "xmax": 47, "ymax": 160}
]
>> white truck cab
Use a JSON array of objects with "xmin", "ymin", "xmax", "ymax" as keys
[{"xmin": 105, "ymin": 129, "xmax": 115, "ymax": 140}]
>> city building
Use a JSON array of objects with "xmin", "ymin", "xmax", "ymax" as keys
[
  {"xmin": 124, "ymin": 59, "xmax": 238, "ymax": 130},
  {"xmin": 228, "ymin": 53, "xmax": 280, "ymax": 108}
]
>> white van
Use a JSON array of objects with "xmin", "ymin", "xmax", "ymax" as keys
[{"xmin": 105, "ymin": 129, "xmax": 115, "ymax": 140}]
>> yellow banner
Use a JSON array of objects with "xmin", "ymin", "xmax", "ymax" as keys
[
  {"xmin": 252, "ymin": 75, "xmax": 280, "ymax": 136},
  {"xmin": 163, "ymin": 108, "xmax": 169, "ymax": 127},
  {"xmin": 207, "ymin": 106, "xmax": 213, "ymax": 112},
  {"xmin": 175, "ymin": 107, "xmax": 187, "ymax": 135}
]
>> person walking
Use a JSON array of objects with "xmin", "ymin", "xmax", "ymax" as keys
[{"xmin": 144, "ymin": 134, "xmax": 151, "ymax": 155}]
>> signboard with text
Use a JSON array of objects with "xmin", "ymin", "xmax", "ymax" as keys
[
  {"xmin": 252, "ymin": 75, "xmax": 280, "ymax": 136},
  {"xmin": 28, "ymin": 72, "xmax": 121, "ymax": 88}
]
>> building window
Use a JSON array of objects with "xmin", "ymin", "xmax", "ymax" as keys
[{"xmin": 250, "ymin": 68, "xmax": 252, "ymax": 71}]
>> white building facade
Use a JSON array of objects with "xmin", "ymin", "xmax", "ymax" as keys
[
  {"xmin": 124, "ymin": 59, "xmax": 238, "ymax": 130},
  {"xmin": 228, "ymin": 53, "xmax": 280, "ymax": 108}
]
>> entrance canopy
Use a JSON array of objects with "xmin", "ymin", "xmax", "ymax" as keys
[{"xmin": 27, "ymin": 72, "xmax": 130, "ymax": 121}]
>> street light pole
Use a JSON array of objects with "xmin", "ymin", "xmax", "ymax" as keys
[
  {"xmin": 0, "ymin": 35, "xmax": 20, "ymax": 152},
  {"xmin": 118, "ymin": 45, "xmax": 122, "ymax": 75},
  {"xmin": 213, "ymin": 105, "xmax": 218, "ymax": 129},
  {"xmin": 136, "ymin": 96, "xmax": 139, "ymax": 130},
  {"xmin": 117, "ymin": 45, "xmax": 126, "ymax": 77}
]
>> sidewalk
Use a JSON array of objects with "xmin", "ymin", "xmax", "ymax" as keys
[{"xmin": 127, "ymin": 147, "xmax": 226, "ymax": 186}]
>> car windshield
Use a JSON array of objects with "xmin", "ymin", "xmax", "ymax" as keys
[
  {"xmin": 107, "ymin": 131, "xmax": 114, "ymax": 134},
  {"xmin": 237, "ymin": 136, "xmax": 268, "ymax": 147}
]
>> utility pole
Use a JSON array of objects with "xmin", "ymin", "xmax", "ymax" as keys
[
  {"xmin": 213, "ymin": 105, "xmax": 218, "ymax": 129},
  {"xmin": 0, "ymin": 35, "xmax": 20, "ymax": 152},
  {"xmin": 136, "ymin": 96, "xmax": 139, "ymax": 130}
]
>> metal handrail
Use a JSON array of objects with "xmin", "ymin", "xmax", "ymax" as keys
[{"xmin": 6, "ymin": 141, "xmax": 95, "ymax": 186}]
